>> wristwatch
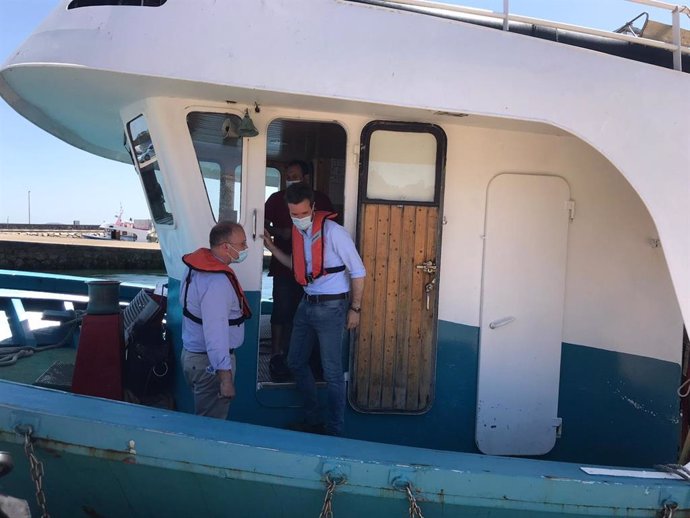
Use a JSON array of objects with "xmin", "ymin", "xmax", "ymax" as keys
[{"xmin": 349, "ymin": 305, "xmax": 361, "ymax": 313}]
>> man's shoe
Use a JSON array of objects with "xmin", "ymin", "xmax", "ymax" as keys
[{"xmin": 269, "ymin": 354, "xmax": 292, "ymax": 382}]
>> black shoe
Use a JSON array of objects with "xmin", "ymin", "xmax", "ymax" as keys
[{"xmin": 269, "ymin": 354, "xmax": 292, "ymax": 382}]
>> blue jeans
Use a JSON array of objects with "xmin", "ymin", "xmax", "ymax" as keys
[{"xmin": 287, "ymin": 297, "xmax": 347, "ymax": 435}]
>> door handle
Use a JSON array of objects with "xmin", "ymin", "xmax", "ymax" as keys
[
  {"xmin": 252, "ymin": 209, "xmax": 257, "ymax": 241},
  {"xmin": 488, "ymin": 316, "xmax": 515, "ymax": 329},
  {"xmin": 415, "ymin": 260, "xmax": 437, "ymax": 274}
]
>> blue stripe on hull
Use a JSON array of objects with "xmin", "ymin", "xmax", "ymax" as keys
[{"xmin": 166, "ymin": 279, "xmax": 683, "ymax": 468}]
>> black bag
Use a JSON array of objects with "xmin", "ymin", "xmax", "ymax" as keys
[{"xmin": 124, "ymin": 318, "xmax": 174, "ymax": 404}]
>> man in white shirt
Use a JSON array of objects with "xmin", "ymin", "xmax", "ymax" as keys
[
  {"xmin": 180, "ymin": 221, "xmax": 251, "ymax": 419},
  {"xmin": 264, "ymin": 183, "xmax": 365, "ymax": 435}
]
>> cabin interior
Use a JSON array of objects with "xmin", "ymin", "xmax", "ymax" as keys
[{"xmin": 1, "ymin": 96, "xmax": 685, "ymax": 470}]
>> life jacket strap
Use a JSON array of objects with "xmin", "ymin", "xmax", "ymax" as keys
[
  {"xmin": 183, "ymin": 269, "xmax": 247, "ymax": 327},
  {"xmin": 305, "ymin": 264, "xmax": 346, "ymax": 283}
]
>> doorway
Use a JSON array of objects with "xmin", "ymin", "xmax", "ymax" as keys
[{"xmin": 257, "ymin": 119, "xmax": 347, "ymax": 387}]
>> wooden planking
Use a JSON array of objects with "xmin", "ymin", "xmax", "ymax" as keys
[
  {"xmin": 381, "ymin": 205, "xmax": 402, "ymax": 408},
  {"xmin": 352, "ymin": 203, "xmax": 439, "ymax": 413},
  {"xmin": 419, "ymin": 208, "xmax": 438, "ymax": 409},
  {"xmin": 393, "ymin": 205, "xmax": 417, "ymax": 410},
  {"xmin": 367, "ymin": 204, "xmax": 391, "ymax": 408},
  {"xmin": 354, "ymin": 203, "xmax": 378, "ymax": 408},
  {"xmin": 406, "ymin": 206, "xmax": 430, "ymax": 410}
]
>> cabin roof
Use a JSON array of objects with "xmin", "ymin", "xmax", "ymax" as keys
[{"xmin": 347, "ymin": 0, "xmax": 690, "ymax": 73}]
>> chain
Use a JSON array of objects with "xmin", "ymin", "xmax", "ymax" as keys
[
  {"xmin": 660, "ymin": 501, "xmax": 678, "ymax": 518},
  {"xmin": 404, "ymin": 484, "xmax": 425, "ymax": 518},
  {"xmin": 21, "ymin": 427, "xmax": 50, "ymax": 518},
  {"xmin": 318, "ymin": 474, "xmax": 345, "ymax": 518}
]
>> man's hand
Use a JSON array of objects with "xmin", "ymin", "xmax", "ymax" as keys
[
  {"xmin": 263, "ymin": 229, "xmax": 275, "ymax": 252},
  {"xmin": 346, "ymin": 310, "xmax": 360, "ymax": 330},
  {"xmin": 218, "ymin": 370, "xmax": 235, "ymax": 399},
  {"xmin": 263, "ymin": 230, "xmax": 293, "ymax": 269}
]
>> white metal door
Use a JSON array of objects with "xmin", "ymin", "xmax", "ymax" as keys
[{"xmin": 476, "ymin": 174, "xmax": 570, "ymax": 456}]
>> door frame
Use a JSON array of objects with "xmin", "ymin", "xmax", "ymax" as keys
[{"xmin": 350, "ymin": 120, "xmax": 447, "ymax": 413}]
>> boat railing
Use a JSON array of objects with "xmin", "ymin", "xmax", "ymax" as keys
[{"xmin": 369, "ymin": 0, "xmax": 690, "ymax": 70}]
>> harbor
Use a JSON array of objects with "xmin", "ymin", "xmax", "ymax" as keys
[{"xmin": 0, "ymin": 228, "xmax": 163, "ymax": 271}]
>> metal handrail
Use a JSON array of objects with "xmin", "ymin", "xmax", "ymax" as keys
[{"xmin": 380, "ymin": 0, "xmax": 690, "ymax": 68}]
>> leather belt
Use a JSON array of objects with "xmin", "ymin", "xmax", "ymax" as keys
[
  {"xmin": 186, "ymin": 349, "xmax": 236, "ymax": 355},
  {"xmin": 303, "ymin": 292, "xmax": 348, "ymax": 303}
]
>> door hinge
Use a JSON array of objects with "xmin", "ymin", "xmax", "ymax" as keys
[{"xmin": 566, "ymin": 200, "xmax": 575, "ymax": 221}]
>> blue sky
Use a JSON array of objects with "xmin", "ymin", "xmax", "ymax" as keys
[{"xmin": 1, "ymin": 0, "xmax": 687, "ymax": 224}]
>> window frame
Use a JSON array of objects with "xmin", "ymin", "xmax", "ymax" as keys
[{"xmin": 358, "ymin": 121, "xmax": 447, "ymax": 207}]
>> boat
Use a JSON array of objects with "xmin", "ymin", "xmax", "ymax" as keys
[
  {"xmin": 0, "ymin": 0, "xmax": 689, "ymax": 516},
  {"xmin": 83, "ymin": 207, "xmax": 155, "ymax": 242}
]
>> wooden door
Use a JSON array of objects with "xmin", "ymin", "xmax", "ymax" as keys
[{"xmin": 350, "ymin": 122, "xmax": 446, "ymax": 413}]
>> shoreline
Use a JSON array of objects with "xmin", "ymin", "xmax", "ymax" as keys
[
  {"xmin": 0, "ymin": 235, "xmax": 163, "ymax": 270},
  {"xmin": 0, "ymin": 233, "xmax": 159, "ymax": 249}
]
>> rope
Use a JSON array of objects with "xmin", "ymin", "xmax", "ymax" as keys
[
  {"xmin": 679, "ymin": 379, "xmax": 690, "ymax": 398},
  {"xmin": 0, "ymin": 318, "xmax": 81, "ymax": 367},
  {"xmin": 655, "ymin": 464, "xmax": 690, "ymax": 481}
]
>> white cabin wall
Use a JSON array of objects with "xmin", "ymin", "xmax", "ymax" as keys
[
  {"xmin": 439, "ymin": 124, "xmax": 682, "ymax": 363},
  {"xmin": 119, "ymin": 93, "xmax": 681, "ymax": 363}
]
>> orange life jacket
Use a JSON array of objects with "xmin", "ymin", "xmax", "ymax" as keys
[
  {"xmin": 292, "ymin": 211, "xmax": 345, "ymax": 286},
  {"xmin": 182, "ymin": 248, "xmax": 252, "ymax": 326}
]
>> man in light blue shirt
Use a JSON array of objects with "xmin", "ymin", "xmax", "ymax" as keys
[
  {"xmin": 180, "ymin": 221, "xmax": 251, "ymax": 419},
  {"xmin": 264, "ymin": 183, "xmax": 365, "ymax": 435}
]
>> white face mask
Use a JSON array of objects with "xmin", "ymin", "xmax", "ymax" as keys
[
  {"xmin": 230, "ymin": 245, "xmax": 248, "ymax": 263},
  {"xmin": 291, "ymin": 215, "xmax": 312, "ymax": 231},
  {"xmin": 285, "ymin": 180, "xmax": 301, "ymax": 188}
]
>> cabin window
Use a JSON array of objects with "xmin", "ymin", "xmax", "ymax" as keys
[
  {"xmin": 127, "ymin": 115, "xmax": 174, "ymax": 225},
  {"xmin": 366, "ymin": 130, "xmax": 438, "ymax": 203},
  {"xmin": 186, "ymin": 112, "xmax": 245, "ymax": 223},
  {"xmin": 68, "ymin": 0, "xmax": 167, "ymax": 8}
]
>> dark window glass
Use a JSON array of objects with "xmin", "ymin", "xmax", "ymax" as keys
[{"xmin": 127, "ymin": 115, "xmax": 174, "ymax": 225}]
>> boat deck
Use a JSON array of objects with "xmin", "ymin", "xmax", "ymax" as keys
[{"xmin": 0, "ymin": 348, "xmax": 76, "ymax": 388}]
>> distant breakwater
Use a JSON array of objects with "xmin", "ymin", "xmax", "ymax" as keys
[{"xmin": 0, "ymin": 238, "xmax": 164, "ymax": 271}]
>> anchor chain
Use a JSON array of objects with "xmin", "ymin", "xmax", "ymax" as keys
[
  {"xmin": 318, "ymin": 474, "xmax": 345, "ymax": 518},
  {"xmin": 660, "ymin": 501, "xmax": 678, "ymax": 518},
  {"xmin": 21, "ymin": 426, "xmax": 50, "ymax": 518},
  {"xmin": 403, "ymin": 484, "xmax": 425, "ymax": 518}
]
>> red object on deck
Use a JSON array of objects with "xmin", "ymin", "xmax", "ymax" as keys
[{"xmin": 71, "ymin": 313, "xmax": 125, "ymax": 400}]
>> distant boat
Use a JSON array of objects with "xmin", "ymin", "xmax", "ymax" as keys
[{"xmin": 83, "ymin": 208, "xmax": 155, "ymax": 242}]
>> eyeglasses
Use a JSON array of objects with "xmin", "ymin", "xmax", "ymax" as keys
[{"xmin": 222, "ymin": 241, "xmax": 247, "ymax": 249}]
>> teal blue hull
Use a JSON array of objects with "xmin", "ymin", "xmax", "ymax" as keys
[
  {"xmin": 0, "ymin": 381, "xmax": 688, "ymax": 517},
  {"xmin": 1, "ymin": 270, "xmax": 687, "ymax": 516}
]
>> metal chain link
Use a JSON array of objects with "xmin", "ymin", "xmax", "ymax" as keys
[
  {"xmin": 660, "ymin": 501, "xmax": 678, "ymax": 518},
  {"xmin": 21, "ymin": 427, "xmax": 50, "ymax": 518},
  {"xmin": 318, "ymin": 474, "xmax": 345, "ymax": 518},
  {"xmin": 404, "ymin": 484, "xmax": 425, "ymax": 518}
]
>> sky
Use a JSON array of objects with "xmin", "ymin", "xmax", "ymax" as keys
[{"xmin": 0, "ymin": 0, "xmax": 687, "ymax": 224}]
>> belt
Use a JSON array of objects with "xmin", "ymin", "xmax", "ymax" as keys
[
  {"xmin": 303, "ymin": 292, "xmax": 348, "ymax": 303},
  {"xmin": 186, "ymin": 348, "xmax": 236, "ymax": 355}
]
